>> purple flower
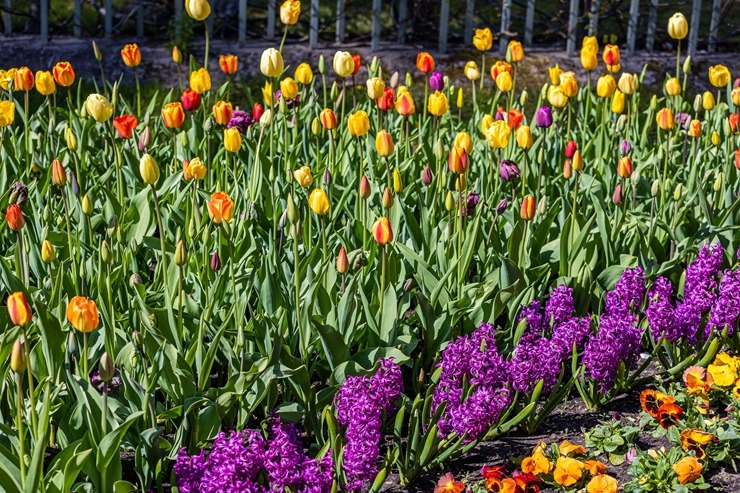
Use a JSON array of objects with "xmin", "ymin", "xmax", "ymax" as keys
[
  {"xmin": 620, "ymin": 140, "xmax": 631, "ymax": 155},
  {"xmin": 462, "ymin": 191, "xmax": 480, "ymax": 217},
  {"xmin": 495, "ymin": 108, "xmax": 507, "ymax": 121},
  {"xmin": 276, "ymin": 90, "xmax": 301, "ymax": 109},
  {"xmin": 535, "ymin": 106, "xmax": 552, "ymax": 128},
  {"xmin": 495, "ymin": 197, "xmax": 509, "ymax": 214},
  {"xmin": 646, "ymin": 276, "xmax": 679, "ymax": 342},
  {"xmin": 546, "ymin": 285, "xmax": 575, "ymax": 326},
  {"xmin": 675, "ymin": 112, "xmax": 691, "ymax": 129},
  {"xmin": 499, "ymin": 159, "xmax": 520, "ymax": 182},
  {"xmin": 508, "ymin": 336, "xmax": 562, "ymax": 393},
  {"xmin": 708, "ymin": 268, "xmax": 740, "ymax": 335},
  {"xmin": 429, "ymin": 71, "xmax": 444, "ymax": 91},
  {"xmin": 516, "ymin": 300, "xmax": 545, "ymax": 340},
  {"xmin": 551, "ymin": 316, "xmax": 591, "ymax": 359},
  {"xmin": 227, "ymin": 109, "xmax": 254, "ymax": 133}
]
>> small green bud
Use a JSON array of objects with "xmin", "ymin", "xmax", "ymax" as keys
[
  {"xmin": 98, "ymin": 352, "xmax": 115, "ymax": 382},
  {"xmin": 683, "ymin": 55, "xmax": 691, "ymax": 75},
  {"xmin": 713, "ymin": 173, "xmax": 723, "ymax": 193},
  {"xmin": 445, "ymin": 191, "xmax": 455, "ymax": 211},
  {"xmin": 175, "ymin": 239, "xmax": 187, "ymax": 266},
  {"xmin": 520, "ymin": 89, "xmax": 528, "ymax": 106},
  {"xmin": 673, "ymin": 183, "xmax": 683, "ymax": 201},
  {"xmin": 287, "ymin": 193, "xmax": 298, "ymax": 224},
  {"xmin": 651, "ymin": 179, "xmax": 661, "ymax": 197},
  {"xmin": 318, "ymin": 55, "xmax": 326, "ymax": 75},
  {"xmin": 433, "ymin": 138, "xmax": 445, "ymax": 162},
  {"xmin": 101, "ymin": 239, "xmax": 112, "ymax": 264}
]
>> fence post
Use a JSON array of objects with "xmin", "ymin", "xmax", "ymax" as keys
[
  {"xmin": 626, "ymin": 0, "xmax": 639, "ymax": 55},
  {"xmin": 310, "ymin": 0, "xmax": 319, "ymax": 49},
  {"xmin": 438, "ymin": 0, "xmax": 449, "ymax": 54},
  {"xmin": 239, "ymin": 0, "xmax": 247, "ymax": 43},
  {"xmin": 336, "ymin": 0, "xmax": 345, "ymax": 42},
  {"xmin": 74, "ymin": 0, "xmax": 81, "ymax": 37},
  {"xmin": 708, "ymin": 0, "xmax": 721, "ymax": 53},
  {"xmin": 137, "ymin": 0, "xmax": 144, "ymax": 38},
  {"xmin": 687, "ymin": 0, "xmax": 701, "ymax": 56},
  {"xmin": 524, "ymin": 0, "xmax": 535, "ymax": 46},
  {"xmin": 588, "ymin": 0, "xmax": 599, "ymax": 36},
  {"xmin": 464, "ymin": 0, "xmax": 475, "ymax": 46},
  {"xmin": 371, "ymin": 0, "xmax": 381, "ymax": 51},
  {"xmin": 566, "ymin": 0, "xmax": 578, "ymax": 55},
  {"xmin": 499, "ymin": 0, "xmax": 510, "ymax": 55},
  {"xmin": 3, "ymin": 0, "xmax": 9, "ymax": 35},
  {"xmin": 174, "ymin": 0, "xmax": 182, "ymax": 39},
  {"xmin": 40, "ymin": 0, "xmax": 48, "ymax": 43},
  {"xmin": 267, "ymin": 0, "xmax": 276, "ymax": 39},
  {"xmin": 645, "ymin": 0, "xmax": 657, "ymax": 51},
  {"xmin": 105, "ymin": 0, "xmax": 112, "ymax": 37},
  {"xmin": 397, "ymin": 0, "xmax": 407, "ymax": 44}
]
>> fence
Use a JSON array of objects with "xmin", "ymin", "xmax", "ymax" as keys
[{"xmin": 0, "ymin": 0, "xmax": 728, "ymax": 55}]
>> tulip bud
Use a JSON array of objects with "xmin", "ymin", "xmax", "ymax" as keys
[
  {"xmin": 10, "ymin": 340, "xmax": 26, "ymax": 373},
  {"xmin": 445, "ymin": 191, "xmax": 455, "ymax": 211},
  {"xmin": 612, "ymin": 183, "xmax": 623, "ymax": 205},
  {"xmin": 650, "ymin": 180, "xmax": 659, "ymax": 198},
  {"xmin": 702, "ymin": 91, "xmax": 715, "ymax": 110},
  {"xmin": 693, "ymin": 94, "xmax": 703, "ymax": 113},
  {"xmin": 620, "ymin": 140, "xmax": 632, "ymax": 155},
  {"xmin": 434, "ymin": 138, "xmax": 445, "ymax": 162},
  {"xmin": 713, "ymin": 173, "xmax": 723, "ymax": 192},
  {"xmin": 537, "ymin": 197, "xmax": 547, "ymax": 215},
  {"xmin": 572, "ymin": 150, "xmax": 584, "ymax": 172},
  {"xmin": 52, "ymin": 159, "xmax": 67, "ymax": 186},
  {"xmin": 393, "ymin": 168, "xmax": 403, "ymax": 193},
  {"xmin": 139, "ymin": 153, "xmax": 160, "ymax": 185},
  {"xmin": 616, "ymin": 114, "xmax": 627, "ymax": 132},
  {"xmin": 311, "ymin": 117, "xmax": 321, "ymax": 136},
  {"xmin": 172, "ymin": 46, "xmax": 182, "ymax": 64},
  {"xmin": 318, "ymin": 54, "xmax": 326, "ymax": 74},
  {"xmin": 101, "ymin": 240, "xmax": 112, "ymax": 264},
  {"xmin": 563, "ymin": 159, "xmax": 572, "ymax": 179},
  {"xmin": 382, "ymin": 187, "xmax": 394, "ymax": 209},
  {"xmin": 359, "ymin": 176, "xmax": 371, "ymax": 199},
  {"xmin": 565, "ymin": 140, "xmax": 577, "ymax": 159},
  {"xmin": 712, "ymin": 131, "xmax": 721, "ymax": 146},
  {"xmin": 520, "ymin": 89, "xmax": 528, "ymax": 106},
  {"xmin": 405, "ymin": 72, "xmax": 413, "ymax": 88},
  {"xmin": 81, "ymin": 194, "xmax": 93, "ymax": 216},
  {"xmin": 98, "ymin": 352, "xmax": 115, "ymax": 382},
  {"xmin": 260, "ymin": 109, "xmax": 273, "ymax": 126},
  {"xmin": 211, "ymin": 251, "xmax": 221, "ymax": 271},
  {"xmin": 495, "ymin": 198, "xmax": 509, "ymax": 214},
  {"xmin": 92, "ymin": 40, "xmax": 103, "ymax": 61},
  {"xmin": 421, "ymin": 165, "xmax": 433, "ymax": 185},
  {"xmin": 41, "ymin": 240, "xmax": 55, "ymax": 263},
  {"xmin": 390, "ymin": 71, "xmax": 399, "ymax": 88},
  {"xmin": 649, "ymin": 94, "xmax": 657, "ymax": 111},
  {"xmin": 323, "ymin": 168, "xmax": 332, "ymax": 185},
  {"xmin": 66, "ymin": 128, "xmax": 78, "ymax": 151},
  {"xmin": 175, "ymin": 239, "xmax": 187, "ymax": 266},
  {"xmin": 370, "ymin": 56, "xmax": 379, "ymax": 75},
  {"xmin": 455, "ymin": 174, "xmax": 467, "ymax": 191},
  {"xmin": 520, "ymin": 195, "xmax": 536, "ymax": 221},
  {"xmin": 673, "ymin": 183, "xmax": 683, "ymax": 201},
  {"xmin": 336, "ymin": 246, "xmax": 349, "ymax": 274},
  {"xmin": 290, "ymin": 221, "xmax": 303, "ymax": 238},
  {"xmin": 683, "ymin": 55, "xmax": 691, "ymax": 74},
  {"xmin": 129, "ymin": 273, "xmax": 142, "ymax": 287},
  {"xmin": 287, "ymin": 193, "xmax": 298, "ymax": 224},
  {"xmin": 106, "ymin": 215, "xmax": 118, "ymax": 237},
  {"xmin": 330, "ymin": 81, "xmax": 338, "ymax": 101}
]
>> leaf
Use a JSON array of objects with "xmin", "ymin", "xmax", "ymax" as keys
[
  {"xmin": 96, "ymin": 411, "xmax": 144, "ymax": 469},
  {"xmin": 379, "ymin": 284, "xmax": 398, "ymax": 344},
  {"xmin": 45, "ymin": 441, "xmax": 92, "ymax": 493}
]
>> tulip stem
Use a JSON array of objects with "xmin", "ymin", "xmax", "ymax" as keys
[
  {"xmin": 279, "ymin": 23, "xmax": 289, "ymax": 54},
  {"xmin": 101, "ymin": 382, "xmax": 108, "ymax": 492},
  {"xmin": 676, "ymin": 39, "xmax": 681, "ymax": 80},
  {"xmin": 292, "ymin": 227, "xmax": 304, "ymax": 355},
  {"xmin": 660, "ymin": 129, "xmax": 670, "ymax": 210},
  {"xmin": 133, "ymin": 66, "xmax": 141, "ymax": 117},
  {"xmin": 203, "ymin": 21, "xmax": 210, "ymax": 70},
  {"xmin": 178, "ymin": 265, "xmax": 184, "ymax": 347},
  {"xmin": 21, "ymin": 326, "xmax": 38, "ymax": 438},
  {"xmin": 479, "ymin": 54, "xmax": 486, "ymax": 92},
  {"xmin": 321, "ymin": 217, "xmax": 327, "ymax": 260},
  {"xmin": 457, "ymin": 186, "xmax": 464, "ymax": 298},
  {"xmin": 570, "ymin": 172, "xmax": 580, "ymax": 254},
  {"xmin": 520, "ymin": 221, "xmax": 528, "ymax": 266},
  {"xmin": 379, "ymin": 245, "xmax": 386, "ymax": 325},
  {"xmin": 15, "ymin": 373, "xmax": 26, "ymax": 489},
  {"xmin": 151, "ymin": 185, "xmax": 169, "ymax": 290},
  {"xmin": 82, "ymin": 332, "xmax": 88, "ymax": 381},
  {"xmin": 61, "ymin": 188, "xmax": 80, "ymax": 293}
]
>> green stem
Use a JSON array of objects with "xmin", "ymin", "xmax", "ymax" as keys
[
  {"xmin": 82, "ymin": 332, "xmax": 88, "ymax": 381},
  {"xmin": 16, "ymin": 374, "xmax": 26, "ymax": 489},
  {"xmin": 21, "ymin": 326, "xmax": 38, "ymax": 438},
  {"xmin": 24, "ymin": 90, "xmax": 30, "ymax": 174},
  {"xmin": 61, "ymin": 189, "xmax": 80, "ymax": 293},
  {"xmin": 134, "ymin": 66, "xmax": 141, "ymax": 116},
  {"xmin": 101, "ymin": 383, "xmax": 108, "ymax": 492},
  {"xmin": 379, "ymin": 245, "xmax": 386, "ymax": 325},
  {"xmin": 204, "ymin": 21, "xmax": 210, "ymax": 70}
]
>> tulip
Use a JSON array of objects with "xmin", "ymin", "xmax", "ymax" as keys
[
  {"xmin": 618, "ymin": 73, "xmax": 637, "ymax": 95},
  {"xmin": 620, "ymin": 140, "xmax": 631, "ymax": 155},
  {"xmin": 139, "ymin": 153, "xmax": 160, "ymax": 185},
  {"xmin": 212, "ymin": 101, "xmax": 232, "ymax": 126},
  {"xmin": 736, "ymin": 149, "xmax": 740, "ymax": 171},
  {"xmin": 508, "ymin": 40, "xmax": 524, "ymax": 62},
  {"xmin": 333, "ymin": 51, "xmax": 355, "ymax": 78},
  {"xmin": 665, "ymin": 77, "xmax": 681, "ymax": 96},
  {"xmin": 491, "ymin": 61, "xmax": 512, "ymax": 80},
  {"xmin": 138, "ymin": 126, "xmax": 152, "ymax": 151},
  {"xmin": 261, "ymin": 82, "xmax": 274, "ymax": 106},
  {"xmin": 51, "ymin": 159, "xmax": 67, "ymax": 186},
  {"xmin": 612, "ymin": 183, "xmax": 623, "ymax": 205},
  {"xmin": 429, "ymin": 71, "xmax": 444, "ymax": 92},
  {"xmin": 160, "ymin": 102, "xmax": 184, "ymax": 129},
  {"xmin": 563, "ymin": 159, "xmax": 572, "ymax": 179},
  {"xmin": 85, "ymin": 93, "xmax": 113, "ymax": 122},
  {"xmin": 66, "ymin": 296, "xmax": 99, "ymax": 333},
  {"xmin": 708, "ymin": 65, "xmax": 730, "ymax": 88},
  {"xmin": 395, "ymin": 88, "xmax": 415, "ymax": 116},
  {"xmin": 219, "ymin": 54, "xmax": 238, "ymax": 75},
  {"xmin": 14, "ymin": 67, "xmax": 34, "ymax": 91},
  {"xmin": 378, "ymin": 87, "xmax": 395, "ymax": 111},
  {"xmin": 731, "ymin": 87, "xmax": 740, "ymax": 106},
  {"xmin": 336, "ymin": 247, "xmax": 349, "ymax": 274},
  {"xmin": 559, "ymin": 72, "xmax": 578, "ymax": 97},
  {"xmin": 611, "ymin": 90, "xmax": 625, "ymax": 114},
  {"xmin": 376, "ymin": 130, "xmax": 394, "ymax": 157},
  {"xmin": 53, "ymin": 61, "xmax": 75, "ymax": 87},
  {"xmin": 596, "ymin": 74, "xmax": 616, "ymax": 98},
  {"xmin": 320, "ymin": 108, "xmax": 338, "ymax": 130},
  {"xmin": 308, "ymin": 189, "xmax": 330, "ymax": 216},
  {"xmin": 535, "ymin": 106, "xmax": 552, "ymax": 128},
  {"xmin": 41, "ymin": 240, "xmax": 56, "ymax": 263},
  {"xmin": 0, "ymin": 100, "xmax": 14, "ymax": 127},
  {"xmin": 472, "ymin": 28, "xmax": 493, "ymax": 51},
  {"xmin": 617, "ymin": 156, "xmax": 633, "ymax": 178},
  {"xmin": 455, "ymin": 132, "xmax": 473, "ymax": 154},
  {"xmin": 181, "ymin": 89, "xmax": 201, "ymax": 111},
  {"xmin": 260, "ymin": 48, "xmax": 284, "ymax": 78},
  {"xmin": 380, "ymin": 186, "xmax": 394, "ymax": 209},
  {"xmin": 712, "ymin": 131, "xmax": 720, "ymax": 146},
  {"xmin": 0, "ymin": 69, "xmax": 15, "ymax": 91},
  {"xmin": 499, "ymin": 159, "xmax": 520, "ymax": 181},
  {"xmin": 372, "ymin": 216, "xmax": 393, "ymax": 244},
  {"xmin": 730, "ymin": 114, "xmax": 739, "ymax": 133},
  {"xmin": 6, "ymin": 204, "xmax": 24, "ymax": 231},
  {"xmin": 495, "ymin": 71, "xmax": 513, "ymax": 93},
  {"xmin": 224, "ymin": 127, "xmax": 242, "ymax": 152},
  {"xmin": 668, "ymin": 12, "xmax": 688, "ymax": 40},
  {"xmin": 366, "ymin": 77, "xmax": 385, "ymax": 99},
  {"xmin": 348, "ymin": 110, "xmax": 370, "ymax": 136},
  {"xmin": 359, "ymin": 175, "xmax": 371, "ymax": 199},
  {"xmin": 416, "ymin": 52, "xmax": 435, "ymax": 73},
  {"xmin": 548, "ymin": 64, "xmax": 562, "ymax": 86},
  {"xmin": 448, "ymin": 145, "xmax": 469, "ymax": 174},
  {"xmin": 603, "ymin": 44, "xmax": 620, "ymax": 72},
  {"xmin": 520, "ymin": 195, "xmax": 536, "ymax": 221},
  {"xmin": 35, "ymin": 70, "xmax": 56, "ymax": 95},
  {"xmin": 10, "ymin": 340, "xmax": 26, "ymax": 373},
  {"xmin": 293, "ymin": 166, "xmax": 313, "ymax": 187},
  {"xmin": 547, "ymin": 85, "xmax": 568, "ymax": 108},
  {"xmin": 702, "ymin": 91, "xmax": 715, "ymax": 110},
  {"xmin": 580, "ymin": 36, "xmax": 599, "ymax": 71},
  {"xmin": 114, "ymin": 114, "xmax": 138, "ymax": 138},
  {"xmin": 486, "ymin": 120, "xmax": 510, "ymax": 148},
  {"xmin": 186, "ymin": 157, "xmax": 207, "ymax": 180},
  {"xmin": 185, "ymin": 0, "xmax": 211, "ymax": 21},
  {"xmin": 121, "ymin": 43, "xmax": 141, "ymax": 67},
  {"xmin": 280, "ymin": 0, "xmax": 301, "ymax": 25},
  {"xmin": 190, "ymin": 68, "xmax": 212, "ymax": 94},
  {"xmin": 172, "ymin": 46, "xmax": 182, "ymax": 64},
  {"xmin": 464, "ymin": 61, "xmax": 480, "ymax": 81},
  {"xmin": 516, "ymin": 125, "xmax": 532, "ymax": 149},
  {"xmin": 656, "ymin": 108, "xmax": 675, "ymax": 130},
  {"xmin": 352, "ymin": 54, "xmax": 362, "ymax": 75},
  {"xmin": 207, "ymin": 191, "xmax": 234, "ymax": 223},
  {"xmin": 7, "ymin": 292, "xmax": 32, "ymax": 327},
  {"xmin": 295, "ymin": 63, "xmax": 314, "ymax": 85},
  {"xmin": 280, "ymin": 77, "xmax": 299, "ymax": 100},
  {"xmin": 260, "ymin": 109, "xmax": 273, "ymax": 126},
  {"xmin": 421, "ymin": 166, "xmax": 433, "ymax": 185},
  {"xmin": 427, "ymin": 91, "xmax": 448, "ymax": 116}
]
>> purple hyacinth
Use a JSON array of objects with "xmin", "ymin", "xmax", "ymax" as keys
[
  {"xmin": 535, "ymin": 106, "xmax": 553, "ymax": 128},
  {"xmin": 708, "ymin": 268, "xmax": 740, "ymax": 335},
  {"xmin": 508, "ymin": 336, "xmax": 562, "ymax": 393},
  {"xmin": 516, "ymin": 300, "xmax": 545, "ymax": 340},
  {"xmin": 499, "ymin": 159, "xmax": 520, "ymax": 182},
  {"xmin": 334, "ymin": 358, "xmax": 402, "ymax": 491},
  {"xmin": 551, "ymin": 316, "xmax": 591, "ymax": 359},
  {"xmin": 546, "ymin": 285, "xmax": 576, "ymax": 326},
  {"xmin": 227, "ymin": 109, "xmax": 254, "ymax": 133},
  {"xmin": 604, "ymin": 266, "xmax": 645, "ymax": 317},
  {"xmin": 429, "ymin": 71, "xmax": 444, "ymax": 91},
  {"xmin": 462, "ymin": 191, "xmax": 480, "ymax": 217},
  {"xmin": 646, "ymin": 276, "xmax": 679, "ymax": 342}
]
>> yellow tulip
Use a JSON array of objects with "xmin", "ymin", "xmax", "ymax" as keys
[
  {"xmin": 224, "ymin": 127, "xmax": 242, "ymax": 153},
  {"xmin": 185, "ymin": 0, "xmax": 211, "ymax": 21},
  {"xmin": 454, "ymin": 131, "xmax": 473, "ymax": 154},
  {"xmin": 708, "ymin": 65, "xmax": 730, "ymax": 88},
  {"xmin": 508, "ymin": 40, "xmax": 524, "ymax": 62},
  {"xmin": 376, "ymin": 130, "xmax": 394, "ymax": 157},
  {"xmin": 280, "ymin": 0, "xmax": 301, "ymax": 25},
  {"xmin": 85, "ymin": 93, "xmax": 113, "ymax": 122},
  {"xmin": 189, "ymin": 68, "xmax": 212, "ymax": 94},
  {"xmin": 308, "ymin": 188, "xmax": 330, "ymax": 216},
  {"xmin": 260, "ymin": 48, "xmax": 284, "ymax": 77},
  {"xmin": 333, "ymin": 51, "xmax": 355, "ymax": 78},
  {"xmin": 617, "ymin": 73, "xmax": 636, "ymax": 95},
  {"xmin": 547, "ymin": 85, "xmax": 568, "ymax": 108},
  {"xmin": 702, "ymin": 91, "xmax": 715, "ymax": 110},
  {"xmin": 427, "ymin": 91, "xmax": 448, "ymax": 116},
  {"xmin": 548, "ymin": 65, "xmax": 561, "ymax": 86},
  {"xmin": 0, "ymin": 68, "xmax": 16, "ymax": 90},
  {"xmin": 580, "ymin": 36, "xmax": 599, "ymax": 71},
  {"xmin": 348, "ymin": 110, "xmax": 370, "ymax": 136},
  {"xmin": 611, "ymin": 90, "xmax": 625, "ymax": 114},
  {"xmin": 559, "ymin": 72, "xmax": 578, "ymax": 97},
  {"xmin": 139, "ymin": 153, "xmax": 160, "ymax": 185},
  {"xmin": 262, "ymin": 82, "xmax": 274, "ymax": 106},
  {"xmin": 280, "ymin": 77, "xmax": 299, "ymax": 99},
  {"xmin": 294, "ymin": 62, "xmax": 314, "ymax": 85},
  {"xmin": 668, "ymin": 12, "xmax": 688, "ymax": 40},
  {"xmin": 293, "ymin": 166, "xmax": 313, "ymax": 187},
  {"xmin": 35, "ymin": 70, "xmax": 56, "ymax": 95},
  {"xmin": 495, "ymin": 71, "xmax": 513, "ymax": 92},
  {"xmin": 42, "ymin": 240, "xmax": 56, "ymax": 263},
  {"xmin": 464, "ymin": 61, "xmax": 480, "ymax": 81},
  {"xmin": 472, "ymin": 27, "xmax": 493, "ymax": 51},
  {"xmin": 596, "ymin": 74, "xmax": 616, "ymax": 98},
  {"xmin": 516, "ymin": 125, "xmax": 532, "ymax": 149},
  {"xmin": 480, "ymin": 114, "xmax": 494, "ymax": 134},
  {"xmin": 665, "ymin": 77, "xmax": 681, "ymax": 96},
  {"xmin": 366, "ymin": 77, "xmax": 385, "ymax": 99},
  {"xmin": 486, "ymin": 120, "xmax": 510, "ymax": 149},
  {"xmin": 186, "ymin": 157, "xmax": 207, "ymax": 180},
  {"xmin": 0, "ymin": 100, "xmax": 14, "ymax": 127}
]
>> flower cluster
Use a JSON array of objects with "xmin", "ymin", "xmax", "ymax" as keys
[
  {"xmin": 583, "ymin": 267, "xmax": 645, "ymax": 392},
  {"xmin": 334, "ymin": 358, "xmax": 403, "ymax": 491},
  {"xmin": 173, "ymin": 418, "xmax": 333, "ymax": 493}
]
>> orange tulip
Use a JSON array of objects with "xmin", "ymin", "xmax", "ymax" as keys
[
  {"xmin": 52, "ymin": 159, "xmax": 67, "ymax": 186},
  {"xmin": 207, "ymin": 191, "xmax": 234, "ymax": 223},
  {"xmin": 114, "ymin": 114, "xmax": 138, "ymax": 139},
  {"xmin": 14, "ymin": 67, "xmax": 34, "ymax": 91},
  {"xmin": 490, "ymin": 60, "xmax": 512, "ymax": 80},
  {"xmin": 602, "ymin": 44, "xmax": 620, "ymax": 72},
  {"xmin": 508, "ymin": 40, "xmax": 524, "ymax": 62},
  {"xmin": 66, "ymin": 296, "xmax": 100, "ymax": 333},
  {"xmin": 213, "ymin": 101, "xmax": 233, "ymax": 126},
  {"xmin": 6, "ymin": 204, "xmax": 24, "ymax": 231},
  {"xmin": 162, "ymin": 102, "xmax": 186, "ymax": 129},
  {"xmin": 320, "ymin": 108, "xmax": 337, "ymax": 130},
  {"xmin": 395, "ymin": 89, "xmax": 416, "ymax": 116},
  {"xmin": 53, "ymin": 61, "xmax": 75, "ymax": 87},
  {"xmin": 121, "ymin": 43, "xmax": 141, "ymax": 67},
  {"xmin": 656, "ymin": 108, "xmax": 675, "ymax": 130},
  {"xmin": 377, "ymin": 87, "xmax": 395, "ymax": 111},
  {"xmin": 448, "ymin": 145, "xmax": 468, "ymax": 174},
  {"xmin": 416, "ymin": 52, "xmax": 435, "ymax": 74},
  {"xmin": 372, "ymin": 216, "xmax": 393, "ymax": 245},
  {"xmin": 520, "ymin": 195, "xmax": 535, "ymax": 221},
  {"xmin": 219, "ymin": 54, "xmax": 238, "ymax": 75},
  {"xmin": 7, "ymin": 292, "xmax": 32, "ymax": 327}
]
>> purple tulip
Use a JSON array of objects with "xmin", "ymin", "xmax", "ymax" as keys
[
  {"xmin": 463, "ymin": 191, "xmax": 480, "ymax": 217},
  {"xmin": 612, "ymin": 183, "xmax": 623, "ymax": 205},
  {"xmin": 535, "ymin": 106, "xmax": 553, "ymax": 128},
  {"xmin": 675, "ymin": 112, "xmax": 691, "ymax": 129},
  {"xmin": 496, "ymin": 197, "xmax": 509, "ymax": 214},
  {"xmin": 421, "ymin": 165, "xmax": 433, "ymax": 185},
  {"xmin": 227, "ymin": 110, "xmax": 254, "ymax": 134},
  {"xmin": 429, "ymin": 71, "xmax": 444, "ymax": 92},
  {"xmin": 499, "ymin": 159, "xmax": 520, "ymax": 182},
  {"xmin": 734, "ymin": 77, "xmax": 740, "ymax": 89},
  {"xmin": 211, "ymin": 251, "xmax": 221, "ymax": 271},
  {"xmin": 495, "ymin": 108, "xmax": 506, "ymax": 121},
  {"xmin": 620, "ymin": 140, "xmax": 631, "ymax": 156}
]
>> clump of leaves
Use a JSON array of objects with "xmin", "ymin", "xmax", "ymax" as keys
[
  {"xmin": 585, "ymin": 419, "xmax": 640, "ymax": 465},
  {"xmin": 624, "ymin": 447, "xmax": 711, "ymax": 493}
]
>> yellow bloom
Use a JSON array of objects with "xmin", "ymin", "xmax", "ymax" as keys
[
  {"xmin": 0, "ymin": 100, "xmax": 14, "ymax": 127},
  {"xmin": 454, "ymin": 131, "xmax": 473, "ymax": 154},
  {"xmin": 515, "ymin": 125, "xmax": 532, "ymax": 149},
  {"xmin": 280, "ymin": 0, "xmax": 301, "ymax": 25},
  {"xmin": 668, "ymin": 12, "xmax": 688, "ymax": 40},
  {"xmin": 262, "ymin": 82, "xmax": 274, "ymax": 107},
  {"xmin": 464, "ymin": 61, "xmax": 480, "ymax": 81},
  {"xmin": 260, "ymin": 48, "xmax": 284, "ymax": 78},
  {"xmin": 224, "ymin": 127, "xmax": 242, "ymax": 153},
  {"xmin": 559, "ymin": 72, "xmax": 578, "ymax": 97},
  {"xmin": 280, "ymin": 77, "xmax": 299, "ymax": 99},
  {"xmin": 547, "ymin": 85, "xmax": 568, "ymax": 108},
  {"xmin": 596, "ymin": 74, "xmax": 616, "ymax": 98},
  {"xmin": 553, "ymin": 457, "xmax": 584, "ymax": 487},
  {"xmin": 521, "ymin": 450, "xmax": 552, "ymax": 475},
  {"xmin": 427, "ymin": 91, "xmax": 448, "ymax": 116},
  {"xmin": 333, "ymin": 51, "xmax": 355, "ymax": 78},
  {"xmin": 0, "ymin": 68, "xmax": 16, "ymax": 90},
  {"xmin": 139, "ymin": 153, "xmax": 160, "ymax": 185},
  {"xmin": 580, "ymin": 36, "xmax": 599, "ymax": 71},
  {"xmin": 85, "ymin": 93, "xmax": 113, "ymax": 122},
  {"xmin": 495, "ymin": 71, "xmax": 513, "ymax": 92},
  {"xmin": 587, "ymin": 474, "xmax": 619, "ymax": 493},
  {"xmin": 611, "ymin": 90, "xmax": 625, "ymax": 114},
  {"xmin": 308, "ymin": 188, "xmax": 330, "ymax": 216},
  {"xmin": 485, "ymin": 120, "xmax": 510, "ymax": 149},
  {"xmin": 702, "ymin": 91, "xmax": 715, "ymax": 110},
  {"xmin": 549, "ymin": 64, "xmax": 562, "ymax": 86},
  {"xmin": 295, "ymin": 62, "xmax": 314, "ymax": 85},
  {"xmin": 293, "ymin": 166, "xmax": 313, "ymax": 187},
  {"xmin": 348, "ymin": 110, "xmax": 370, "ymax": 136},
  {"xmin": 480, "ymin": 114, "xmax": 494, "ymax": 135},
  {"xmin": 366, "ymin": 77, "xmax": 385, "ymax": 99},
  {"xmin": 508, "ymin": 40, "xmax": 524, "ymax": 62},
  {"xmin": 708, "ymin": 65, "xmax": 730, "ymax": 88},
  {"xmin": 376, "ymin": 130, "xmax": 394, "ymax": 157},
  {"xmin": 190, "ymin": 68, "xmax": 212, "ymax": 94},
  {"xmin": 35, "ymin": 70, "xmax": 56, "ymax": 95},
  {"xmin": 472, "ymin": 27, "xmax": 492, "ymax": 51},
  {"xmin": 665, "ymin": 77, "xmax": 681, "ymax": 96},
  {"xmin": 42, "ymin": 240, "xmax": 56, "ymax": 263},
  {"xmin": 185, "ymin": 0, "xmax": 211, "ymax": 21},
  {"xmin": 618, "ymin": 73, "xmax": 637, "ymax": 95},
  {"xmin": 186, "ymin": 157, "xmax": 207, "ymax": 180}
]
